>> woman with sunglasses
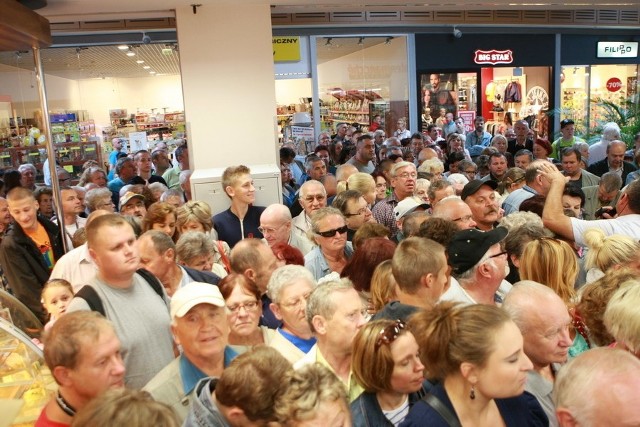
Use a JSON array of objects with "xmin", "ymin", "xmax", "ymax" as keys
[
  {"xmin": 402, "ymin": 302, "xmax": 547, "ymax": 427},
  {"xmin": 350, "ymin": 319, "xmax": 427, "ymax": 426},
  {"xmin": 218, "ymin": 274, "xmax": 274, "ymax": 355},
  {"xmin": 304, "ymin": 207, "xmax": 353, "ymax": 281}
]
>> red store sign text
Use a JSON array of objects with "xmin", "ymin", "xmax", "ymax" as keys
[{"xmin": 474, "ymin": 49, "xmax": 514, "ymax": 65}]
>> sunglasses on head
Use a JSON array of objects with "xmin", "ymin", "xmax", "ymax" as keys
[
  {"xmin": 376, "ymin": 319, "xmax": 406, "ymax": 349},
  {"xmin": 316, "ymin": 225, "xmax": 348, "ymax": 238}
]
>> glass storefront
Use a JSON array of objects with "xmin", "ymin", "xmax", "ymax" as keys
[
  {"xmin": 560, "ymin": 64, "xmax": 640, "ymax": 138},
  {"xmin": 316, "ymin": 36, "xmax": 409, "ymax": 138}
]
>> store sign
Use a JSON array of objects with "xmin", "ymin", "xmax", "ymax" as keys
[
  {"xmin": 473, "ymin": 49, "xmax": 513, "ymax": 65},
  {"xmin": 272, "ymin": 37, "xmax": 300, "ymax": 62},
  {"xmin": 597, "ymin": 42, "xmax": 638, "ymax": 58},
  {"xmin": 458, "ymin": 111, "xmax": 476, "ymax": 133},
  {"xmin": 606, "ymin": 77, "xmax": 623, "ymax": 92}
]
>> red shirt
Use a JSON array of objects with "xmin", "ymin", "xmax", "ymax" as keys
[{"xmin": 35, "ymin": 409, "xmax": 70, "ymax": 427}]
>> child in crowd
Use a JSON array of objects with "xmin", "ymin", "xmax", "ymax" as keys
[{"xmin": 41, "ymin": 279, "xmax": 74, "ymax": 331}]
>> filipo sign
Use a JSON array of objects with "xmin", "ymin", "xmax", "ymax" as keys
[{"xmin": 597, "ymin": 42, "xmax": 638, "ymax": 58}]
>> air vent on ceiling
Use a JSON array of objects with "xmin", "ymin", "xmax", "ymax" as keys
[
  {"xmin": 574, "ymin": 9, "xmax": 597, "ymax": 23},
  {"xmin": 522, "ymin": 10, "xmax": 548, "ymax": 23},
  {"xmin": 495, "ymin": 10, "xmax": 522, "ymax": 22},
  {"xmin": 292, "ymin": 12, "xmax": 329, "ymax": 23},
  {"xmin": 433, "ymin": 11, "xmax": 464, "ymax": 22},
  {"xmin": 465, "ymin": 10, "xmax": 492, "ymax": 22},
  {"xmin": 366, "ymin": 11, "xmax": 401, "ymax": 21},
  {"xmin": 548, "ymin": 10, "xmax": 573, "ymax": 23},
  {"xmin": 620, "ymin": 10, "xmax": 640, "ymax": 24},
  {"xmin": 79, "ymin": 20, "xmax": 126, "ymax": 30},
  {"xmin": 330, "ymin": 11, "xmax": 366, "ymax": 22},
  {"xmin": 597, "ymin": 9, "xmax": 619, "ymax": 23},
  {"xmin": 401, "ymin": 11, "xmax": 433, "ymax": 21},
  {"xmin": 124, "ymin": 18, "xmax": 172, "ymax": 28},
  {"xmin": 271, "ymin": 13, "xmax": 292, "ymax": 24}
]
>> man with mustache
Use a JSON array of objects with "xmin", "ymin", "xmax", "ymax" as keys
[{"xmin": 461, "ymin": 180, "xmax": 500, "ymax": 231}]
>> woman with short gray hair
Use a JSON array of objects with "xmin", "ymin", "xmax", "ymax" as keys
[
  {"xmin": 304, "ymin": 207, "xmax": 353, "ymax": 281},
  {"xmin": 267, "ymin": 265, "xmax": 317, "ymax": 364}
]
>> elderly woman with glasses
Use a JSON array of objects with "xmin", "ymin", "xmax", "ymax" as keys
[
  {"xmin": 218, "ymin": 273, "xmax": 274, "ymax": 355},
  {"xmin": 350, "ymin": 319, "xmax": 427, "ymax": 426},
  {"xmin": 304, "ymin": 207, "xmax": 354, "ymax": 281},
  {"xmin": 267, "ymin": 265, "xmax": 317, "ymax": 364}
]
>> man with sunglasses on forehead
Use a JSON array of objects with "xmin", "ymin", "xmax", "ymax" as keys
[{"xmin": 372, "ymin": 161, "xmax": 418, "ymax": 239}]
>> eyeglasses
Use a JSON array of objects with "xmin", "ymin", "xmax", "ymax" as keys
[
  {"xmin": 226, "ymin": 300, "xmax": 259, "ymax": 313},
  {"xmin": 315, "ymin": 225, "xmax": 348, "ymax": 237},
  {"xmin": 395, "ymin": 172, "xmax": 417, "ymax": 180},
  {"xmin": 452, "ymin": 214, "xmax": 474, "ymax": 223},
  {"xmin": 488, "ymin": 250, "xmax": 508, "ymax": 259},
  {"xmin": 258, "ymin": 222, "xmax": 287, "ymax": 235},
  {"xmin": 280, "ymin": 292, "xmax": 312, "ymax": 310},
  {"xmin": 304, "ymin": 194, "xmax": 326, "ymax": 203},
  {"xmin": 375, "ymin": 319, "xmax": 406, "ymax": 349},
  {"xmin": 346, "ymin": 207, "xmax": 369, "ymax": 217}
]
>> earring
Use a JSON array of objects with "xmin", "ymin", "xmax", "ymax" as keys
[{"xmin": 470, "ymin": 385, "xmax": 476, "ymax": 400}]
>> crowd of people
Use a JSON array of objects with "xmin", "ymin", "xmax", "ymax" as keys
[{"xmin": 1, "ymin": 118, "xmax": 639, "ymax": 427}]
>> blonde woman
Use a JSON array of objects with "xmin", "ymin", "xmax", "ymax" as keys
[
  {"xmin": 344, "ymin": 172, "xmax": 377, "ymax": 206},
  {"xmin": 583, "ymin": 228, "xmax": 640, "ymax": 283}
]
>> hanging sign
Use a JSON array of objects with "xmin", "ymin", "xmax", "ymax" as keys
[
  {"xmin": 597, "ymin": 42, "xmax": 638, "ymax": 58},
  {"xmin": 473, "ymin": 49, "xmax": 514, "ymax": 65},
  {"xmin": 273, "ymin": 37, "xmax": 301, "ymax": 62},
  {"xmin": 606, "ymin": 77, "xmax": 623, "ymax": 92}
]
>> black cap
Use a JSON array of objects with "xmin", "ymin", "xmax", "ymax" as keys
[
  {"xmin": 560, "ymin": 118, "xmax": 575, "ymax": 129},
  {"xmin": 461, "ymin": 179, "xmax": 497, "ymax": 201},
  {"xmin": 448, "ymin": 227, "xmax": 508, "ymax": 275}
]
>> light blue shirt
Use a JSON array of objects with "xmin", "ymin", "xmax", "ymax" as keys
[{"xmin": 304, "ymin": 243, "xmax": 354, "ymax": 281}]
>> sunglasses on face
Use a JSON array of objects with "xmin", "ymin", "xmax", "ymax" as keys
[{"xmin": 315, "ymin": 225, "xmax": 348, "ymax": 238}]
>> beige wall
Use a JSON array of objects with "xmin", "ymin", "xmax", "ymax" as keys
[{"xmin": 175, "ymin": 3, "xmax": 278, "ymax": 171}]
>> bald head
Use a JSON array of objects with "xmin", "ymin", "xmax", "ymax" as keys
[
  {"xmin": 418, "ymin": 148, "xmax": 438, "ymax": 165},
  {"xmin": 335, "ymin": 164, "xmax": 358, "ymax": 182},
  {"xmin": 431, "ymin": 196, "xmax": 476, "ymax": 230},
  {"xmin": 260, "ymin": 204, "xmax": 293, "ymax": 247}
]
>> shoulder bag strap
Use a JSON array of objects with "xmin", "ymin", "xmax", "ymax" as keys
[{"xmin": 422, "ymin": 393, "xmax": 462, "ymax": 427}]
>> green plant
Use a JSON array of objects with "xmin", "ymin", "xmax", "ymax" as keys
[{"xmin": 591, "ymin": 98, "xmax": 640, "ymax": 148}]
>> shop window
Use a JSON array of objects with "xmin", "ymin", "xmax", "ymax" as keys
[
  {"xmin": 561, "ymin": 64, "xmax": 640, "ymax": 140},
  {"xmin": 316, "ymin": 36, "xmax": 409, "ymax": 140}
]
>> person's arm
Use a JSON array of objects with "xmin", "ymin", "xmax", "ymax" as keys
[{"xmin": 539, "ymin": 162, "xmax": 574, "ymax": 241}]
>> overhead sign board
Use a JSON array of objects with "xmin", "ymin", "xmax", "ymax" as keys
[
  {"xmin": 597, "ymin": 42, "xmax": 638, "ymax": 58},
  {"xmin": 273, "ymin": 37, "xmax": 301, "ymax": 62},
  {"xmin": 473, "ymin": 49, "xmax": 514, "ymax": 65}
]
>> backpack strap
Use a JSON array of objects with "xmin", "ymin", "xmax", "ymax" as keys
[
  {"xmin": 75, "ymin": 285, "xmax": 106, "ymax": 317},
  {"xmin": 421, "ymin": 393, "xmax": 462, "ymax": 427},
  {"xmin": 136, "ymin": 268, "xmax": 165, "ymax": 299},
  {"xmin": 74, "ymin": 269, "xmax": 164, "ymax": 317}
]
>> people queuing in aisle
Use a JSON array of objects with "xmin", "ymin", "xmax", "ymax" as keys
[{"xmin": 1, "ymin": 120, "xmax": 640, "ymax": 427}]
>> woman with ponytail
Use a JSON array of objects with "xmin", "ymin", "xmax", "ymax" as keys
[{"xmin": 401, "ymin": 302, "xmax": 547, "ymax": 427}]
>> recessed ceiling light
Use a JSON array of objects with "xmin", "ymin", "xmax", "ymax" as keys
[
  {"xmin": 136, "ymin": 60, "xmax": 144, "ymax": 64},
  {"xmin": 143, "ymin": 66, "xmax": 150, "ymax": 69},
  {"xmin": 126, "ymin": 51, "xmax": 135, "ymax": 57},
  {"xmin": 117, "ymin": 45, "xmax": 128, "ymax": 50},
  {"xmin": 149, "ymin": 71, "xmax": 156, "ymax": 74}
]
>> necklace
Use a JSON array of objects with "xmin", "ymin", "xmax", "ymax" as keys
[{"xmin": 55, "ymin": 391, "xmax": 77, "ymax": 417}]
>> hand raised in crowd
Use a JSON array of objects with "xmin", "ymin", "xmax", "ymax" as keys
[{"xmin": 537, "ymin": 161, "xmax": 567, "ymax": 184}]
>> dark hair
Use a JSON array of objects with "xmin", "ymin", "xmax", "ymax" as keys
[
  {"xmin": 174, "ymin": 145, "xmax": 188, "ymax": 162},
  {"xmin": 411, "ymin": 133, "xmax": 424, "ymax": 140},
  {"xmin": 519, "ymin": 194, "xmax": 546, "ymax": 217},
  {"xmin": 218, "ymin": 273, "xmax": 261, "ymax": 301},
  {"xmin": 341, "ymin": 237, "xmax": 396, "ymax": 292},
  {"xmin": 314, "ymin": 144, "xmax": 329, "ymax": 154},
  {"xmin": 3, "ymin": 170, "xmax": 22, "ymax": 194},
  {"xmin": 560, "ymin": 146, "xmax": 582, "ymax": 162},
  {"xmin": 279, "ymin": 147, "xmax": 296, "ymax": 162},
  {"xmin": 417, "ymin": 217, "xmax": 459, "ymax": 248},
  {"xmin": 563, "ymin": 184, "xmax": 585, "ymax": 207}
]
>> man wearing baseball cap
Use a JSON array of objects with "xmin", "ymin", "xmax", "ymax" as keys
[
  {"xmin": 551, "ymin": 118, "xmax": 584, "ymax": 160},
  {"xmin": 119, "ymin": 191, "xmax": 147, "ymax": 218},
  {"xmin": 461, "ymin": 179, "xmax": 500, "ymax": 231},
  {"xmin": 144, "ymin": 282, "xmax": 237, "ymax": 423},
  {"xmin": 392, "ymin": 196, "xmax": 429, "ymax": 241},
  {"xmin": 441, "ymin": 226, "xmax": 510, "ymax": 306}
]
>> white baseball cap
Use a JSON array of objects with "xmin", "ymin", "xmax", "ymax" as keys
[{"xmin": 170, "ymin": 282, "xmax": 225, "ymax": 319}]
